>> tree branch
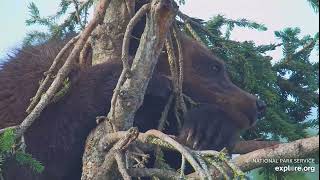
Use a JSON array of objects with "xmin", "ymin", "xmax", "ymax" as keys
[
  {"xmin": 106, "ymin": 0, "xmax": 177, "ymax": 131},
  {"xmin": 17, "ymin": 0, "xmax": 111, "ymax": 138},
  {"xmin": 234, "ymin": 135, "xmax": 319, "ymax": 172},
  {"xmin": 232, "ymin": 140, "xmax": 280, "ymax": 154}
]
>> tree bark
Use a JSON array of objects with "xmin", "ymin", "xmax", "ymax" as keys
[
  {"xmin": 232, "ymin": 140, "xmax": 280, "ymax": 154},
  {"xmin": 91, "ymin": 0, "xmax": 133, "ymax": 64},
  {"xmin": 81, "ymin": 0, "xmax": 177, "ymax": 179},
  {"xmin": 234, "ymin": 135, "xmax": 319, "ymax": 172}
]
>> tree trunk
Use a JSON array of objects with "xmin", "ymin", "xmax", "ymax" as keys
[
  {"xmin": 82, "ymin": 1, "xmax": 132, "ymax": 179},
  {"xmin": 81, "ymin": 0, "xmax": 177, "ymax": 179},
  {"xmin": 91, "ymin": 0, "xmax": 132, "ymax": 64}
]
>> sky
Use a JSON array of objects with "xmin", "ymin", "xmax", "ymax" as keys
[{"xmin": 0, "ymin": 0, "xmax": 319, "ymax": 61}]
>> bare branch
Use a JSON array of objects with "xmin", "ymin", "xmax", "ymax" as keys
[
  {"xmin": 104, "ymin": 130, "xmax": 319, "ymax": 179},
  {"xmin": 106, "ymin": 0, "xmax": 177, "ymax": 131},
  {"xmin": 79, "ymin": 37, "xmax": 93, "ymax": 67},
  {"xmin": 125, "ymin": 0, "xmax": 135, "ymax": 18},
  {"xmin": 232, "ymin": 140, "xmax": 280, "ymax": 154},
  {"xmin": 108, "ymin": 4, "xmax": 152, "ymax": 130},
  {"xmin": 115, "ymin": 152, "xmax": 132, "ymax": 180},
  {"xmin": 26, "ymin": 35, "xmax": 80, "ymax": 114},
  {"xmin": 94, "ymin": 127, "xmax": 139, "ymax": 180},
  {"xmin": 128, "ymin": 168, "xmax": 179, "ymax": 179},
  {"xmin": 17, "ymin": 0, "xmax": 111, "ymax": 138},
  {"xmin": 234, "ymin": 135, "xmax": 319, "ymax": 172},
  {"xmin": 173, "ymin": 28, "xmax": 187, "ymax": 114}
]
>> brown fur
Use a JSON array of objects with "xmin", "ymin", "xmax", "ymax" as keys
[{"xmin": 0, "ymin": 35, "xmax": 263, "ymax": 179}]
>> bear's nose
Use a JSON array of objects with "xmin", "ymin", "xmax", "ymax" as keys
[{"xmin": 256, "ymin": 99, "xmax": 267, "ymax": 117}]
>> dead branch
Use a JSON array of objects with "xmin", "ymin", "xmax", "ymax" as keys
[
  {"xmin": 109, "ymin": 3, "xmax": 151, "ymax": 129},
  {"xmin": 173, "ymin": 27, "xmax": 187, "ymax": 114},
  {"xmin": 17, "ymin": 0, "xmax": 111, "ymax": 138},
  {"xmin": 115, "ymin": 152, "xmax": 131, "ymax": 180},
  {"xmin": 26, "ymin": 35, "xmax": 80, "ymax": 114},
  {"xmin": 131, "ymin": 168, "xmax": 181, "ymax": 179},
  {"xmin": 128, "ymin": 168, "xmax": 179, "ymax": 179},
  {"xmin": 125, "ymin": 0, "xmax": 135, "ymax": 18},
  {"xmin": 81, "ymin": 1, "xmax": 177, "ymax": 179},
  {"xmin": 283, "ymin": 38, "xmax": 317, "ymax": 64},
  {"xmin": 79, "ymin": 37, "xmax": 93, "ymax": 67},
  {"xmin": 103, "ymin": 130, "xmax": 319, "ymax": 179},
  {"xmin": 165, "ymin": 33, "xmax": 179, "ymax": 92},
  {"xmin": 157, "ymin": 94, "xmax": 174, "ymax": 131},
  {"xmin": 232, "ymin": 140, "xmax": 280, "ymax": 154},
  {"xmin": 234, "ymin": 135, "xmax": 319, "ymax": 172},
  {"xmin": 94, "ymin": 127, "xmax": 139, "ymax": 180},
  {"xmin": 106, "ymin": 0, "xmax": 177, "ymax": 131},
  {"xmin": 145, "ymin": 130, "xmax": 207, "ymax": 179}
]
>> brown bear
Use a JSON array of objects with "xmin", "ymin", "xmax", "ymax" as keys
[{"xmin": 0, "ymin": 33, "xmax": 266, "ymax": 179}]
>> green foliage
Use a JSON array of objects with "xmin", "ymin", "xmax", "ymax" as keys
[
  {"xmin": 194, "ymin": 16, "xmax": 318, "ymax": 179},
  {"xmin": 24, "ymin": 0, "xmax": 94, "ymax": 46},
  {"xmin": 0, "ymin": 129, "xmax": 15, "ymax": 154},
  {"xmin": 205, "ymin": 15, "xmax": 267, "ymax": 39},
  {"xmin": 194, "ymin": 16, "xmax": 319, "ymax": 142},
  {"xmin": 0, "ymin": 129, "xmax": 44, "ymax": 176},
  {"xmin": 307, "ymin": 0, "xmax": 319, "ymax": 13},
  {"xmin": 15, "ymin": 152, "xmax": 44, "ymax": 174},
  {"xmin": 178, "ymin": 0, "xmax": 186, "ymax": 5}
]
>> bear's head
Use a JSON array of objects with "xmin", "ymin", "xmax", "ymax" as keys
[{"xmin": 153, "ymin": 34, "xmax": 266, "ymax": 150}]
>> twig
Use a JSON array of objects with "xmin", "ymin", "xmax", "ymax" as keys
[
  {"xmin": 18, "ymin": 0, "xmax": 111, "ymax": 138},
  {"xmin": 157, "ymin": 94, "xmax": 174, "ymax": 131},
  {"xmin": 122, "ymin": 3, "xmax": 151, "ymax": 71},
  {"xmin": 79, "ymin": 37, "xmax": 92, "ymax": 67},
  {"xmin": 173, "ymin": 27, "xmax": 187, "ymax": 114},
  {"xmin": 185, "ymin": 22, "xmax": 204, "ymax": 45},
  {"xmin": 193, "ymin": 151, "xmax": 212, "ymax": 180},
  {"xmin": 95, "ymin": 127, "xmax": 139, "ymax": 179},
  {"xmin": 283, "ymin": 39, "xmax": 317, "ymax": 64},
  {"xmin": 72, "ymin": 0, "xmax": 84, "ymax": 28},
  {"xmin": 180, "ymin": 155, "xmax": 186, "ymax": 179},
  {"xmin": 177, "ymin": 11, "xmax": 219, "ymax": 41},
  {"xmin": 26, "ymin": 35, "xmax": 80, "ymax": 114},
  {"xmin": 115, "ymin": 152, "xmax": 132, "ymax": 180},
  {"xmin": 144, "ymin": 130, "xmax": 207, "ymax": 179},
  {"xmin": 128, "ymin": 168, "xmax": 179, "ymax": 179},
  {"xmin": 105, "ymin": 130, "xmax": 319, "ymax": 179},
  {"xmin": 165, "ymin": 33, "xmax": 179, "ymax": 94},
  {"xmin": 125, "ymin": 0, "xmax": 135, "ymax": 18}
]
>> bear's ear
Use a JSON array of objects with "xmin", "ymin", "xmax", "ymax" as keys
[{"xmin": 146, "ymin": 73, "xmax": 172, "ymax": 98}]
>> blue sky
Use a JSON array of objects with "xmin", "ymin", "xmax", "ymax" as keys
[{"xmin": 0, "ymin": 0, "xmax": 319, "ymax": 61}]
